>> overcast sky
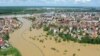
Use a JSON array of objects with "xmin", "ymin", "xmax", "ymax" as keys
[{"xmin": 0, "ymin": 0, "xmax": 99, "ymax": 7}]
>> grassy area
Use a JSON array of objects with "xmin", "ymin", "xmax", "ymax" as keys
[{"xmin": 0, "ymin": 46, "xmax": 21, "ymax": 56}]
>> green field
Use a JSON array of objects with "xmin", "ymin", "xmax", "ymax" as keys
[{"xmin": 0, "ymin": 46, "xmax": 21, "ymax": 56}]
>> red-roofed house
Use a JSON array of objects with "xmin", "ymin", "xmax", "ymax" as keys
[{"xmin": 0, "ymin": 38, "xmax": 4, "ymax": 47}]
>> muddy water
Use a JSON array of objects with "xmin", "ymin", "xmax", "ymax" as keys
[{"xmin": 9, "ymin": 17, "xmax": 43, "ymax": 56}]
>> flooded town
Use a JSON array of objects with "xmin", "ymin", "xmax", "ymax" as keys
[
  {"xmin": 0, "ymin": 11, "xmax": 100, "ymax": 56},
  {"xmin": 0, "ymin": 0, "xmax": 100, "ymax": 56}
]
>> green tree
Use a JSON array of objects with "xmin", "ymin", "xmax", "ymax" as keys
[
  {"xmin": 43, "ymin": 26, "xmax": 49, "ymax": 31},
  {"xmin": 80, "ymin": 33, "xmax": 92, "ymax": 43},
  {"xmin": 3, "ymin": 34, "xmax": 10, "ymax": 40},
  {"xmin": 93, "ymin": 37, "xmax": 100, "ymax": 44},
  {"xmin": 47, "ymin": 30, "xmax": 54, "ymax": 36},
  {"xmin": 63, "ymin": 33, "xmax": 72, "ymax": 41}
]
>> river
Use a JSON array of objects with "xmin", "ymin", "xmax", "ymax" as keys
[{"xmin": 9, "ymin": 17, "xmax": 43, "ymax": 56}]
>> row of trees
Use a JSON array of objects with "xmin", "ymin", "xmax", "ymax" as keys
[{"xmin": 80, "ymin": 35, "xmax": 100, "ymax": 44}]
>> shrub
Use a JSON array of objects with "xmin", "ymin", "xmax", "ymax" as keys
[
  {"xmin": 64, "ymin": 50, "xmax": 67, "ymax": 52},
  {"xmin": 54, "ymin": 38, "xmax": 58, "ymax": 42},
  {"xmin": 77, "ymin": 49, "xmax": 80, "ymax": 51},
  {"xmin": 51, "ymin": 48, "xmax": 56, "ymax": 51},
  {"xmin": 40, "ymin": 40, "xmax": 44, "ymax": 43},
  {"xmin": 49, "ymin": 37, "xmax": 52, "ymax": 40},
  {"xmin": 58, "ymin": 39, "xmax": 61, "ymax": 43},
  {"xmin": 73, "ymin": 53, "xmax": 76, "ymax": 56}
]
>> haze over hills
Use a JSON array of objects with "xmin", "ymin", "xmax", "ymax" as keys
[{"xmin": 0, "ymin": 6, "xmax": 100, "ymax": 15}]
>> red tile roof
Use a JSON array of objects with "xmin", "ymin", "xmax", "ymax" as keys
[{"xmin": 0, "ymin": 38, "xmax": 4, "ymax": 45}]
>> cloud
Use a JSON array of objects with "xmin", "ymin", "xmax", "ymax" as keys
[
  {"xmin": 41, "ymin": 0, "xmax": 67, "ymax": 4},
  {"xmin": 40, "ymin": 0, "xmax": 91, "ymax": 4},
  {"xmin": 0, "ymin": 0, "xmax": 99, "ymax": 7},
  {"xmin": 75, "ymin": 0, "xmax": 91, "ymax": 3}
]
